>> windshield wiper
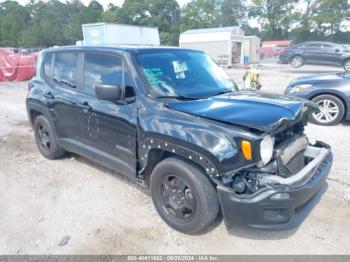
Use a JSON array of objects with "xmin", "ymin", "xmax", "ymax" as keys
[
  {"xmin": 156, "ymin": 95, "xmax": 200, "ymax": 100},
  {"xmin": 53, "ymin": 78, "xmax": 76, "ymax": 88},
  {"xmin": 210, "ymin": 90, "xmax": 233, "ymax": 97}
]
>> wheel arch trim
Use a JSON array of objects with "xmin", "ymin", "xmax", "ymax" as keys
[
  {"xmin": 138, "ymin": 134, "xmax": 222, "ymax": 183},
  {"xmin": 26, "ymin": 100, "xmax": 59, "ymax": 138}
]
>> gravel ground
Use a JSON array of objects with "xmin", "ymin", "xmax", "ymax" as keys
[{"xmin": 0, "ymin": 63, "xmax": 350, "ymax": 255}]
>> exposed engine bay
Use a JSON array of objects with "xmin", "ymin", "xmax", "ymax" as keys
[{"xmin": 222, "ymin": 122, "xmax": 331, "ymax": 196}]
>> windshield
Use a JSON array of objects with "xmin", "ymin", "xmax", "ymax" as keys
[{"xmin": 136, "ymin": 50, "xmax": 237, "ymax": 98}]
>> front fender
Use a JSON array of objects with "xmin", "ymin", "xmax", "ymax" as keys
[
  {"xmin": 297, "ymin": 85, "xmax": 349, "ymax": 108},
  {"xmin": 138, "ymin": 101, "xmax": 260, "ymax": 177}
]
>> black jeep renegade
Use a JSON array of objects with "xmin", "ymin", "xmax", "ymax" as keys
[{"xmin": 26, "ymin": 46, "xmax": 333, "ymax": 234}]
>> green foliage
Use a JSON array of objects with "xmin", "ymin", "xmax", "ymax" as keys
[
  {"xmin": 249, "ymin": 0, "xmax": 299, "ymax": 40},
  {"xmin": 180, "ymin": 0, "xmax": 220, "ymax": 32},
  {"xmin": 116, "ymin": 0, "xmax": 181, "ymax": 45},
  {"xmin": 0, "ymin": 1, "xmax": 30, "ymax": 46},
  {"xmin": 0, "ymin": 0, "xmax": 349, "ymax": 47},
  {"xmin": 249, "ymin": 0, "xmax": 350, "ymax": 43},
  {"xmin": 217, "ymin": 0, "xmax": 246, "ymax": 27}
]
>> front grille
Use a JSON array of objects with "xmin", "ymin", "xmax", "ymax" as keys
[
  {"xmin": 286, "ymin": 151, "xmax": 305, "ymax": 174},
  {"xmin": 275, "ymin": 135, "xmax": 308, "ymax": 177}
]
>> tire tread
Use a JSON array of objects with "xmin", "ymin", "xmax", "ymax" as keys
[{"xmin": 150, "ymin": 156, "xmax": 219, "ymax": 234}]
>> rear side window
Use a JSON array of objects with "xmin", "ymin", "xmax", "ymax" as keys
[
  {"xmin": 83, "ymin": 53, "xmax": 123, "ymax": 95},
  {"xmin": 43, "ymin": 53, "xmax": 52, "ymax": 77},
  {"xmin": 322, "ymin": 44, "xmax": 336, "ymax": 51},
  {"xmin": 53, "ymin": 53, "xmax": 78, "ymax": 88},
  {"xmin": 304, "ymin": 44, "xmax": 322, "ymax": 49}
]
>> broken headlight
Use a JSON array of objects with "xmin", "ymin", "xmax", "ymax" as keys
[{"xmin": 260, "ymin": 135, "xmax": 274, "ymax": 166}]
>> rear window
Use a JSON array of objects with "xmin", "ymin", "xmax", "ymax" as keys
[
  {"xmin": 53, "ymin": 52, "xmax": 78, "ymax": 88},
  {"xmin": 43, "ymin": 52, "xmax": 52, "ymax": 77}
]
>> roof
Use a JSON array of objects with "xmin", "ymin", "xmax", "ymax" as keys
[
  {"xmin": 43, "ymin": 45, "xmax": 202, "ymax": 54},
  {"xmin": 302, "ymin": 41, "xmax": 340, "ymax": 45},
  {"xmin": 181, "ymin": 26, "xmax": 242, "ymax": 35},
  {"xmin": 82, "ymin": 22, "xmax": 158, "ymax": 30},
  {"xmin": 262, "ymin": 40, "xmax": 292, "ymax": 46}
]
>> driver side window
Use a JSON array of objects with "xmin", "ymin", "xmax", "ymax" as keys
[
  {"xmin": 82, "ymin": 53, "xmax": 136, "ymax": 98},
  {"xmin": 83, "ymin": 53, "xmax": 123, "ymax": 95}
]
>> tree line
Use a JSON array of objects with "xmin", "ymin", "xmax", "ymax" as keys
[{"xmin": 0, "ymin": 0, "xmax": 348, "ymax": 48}]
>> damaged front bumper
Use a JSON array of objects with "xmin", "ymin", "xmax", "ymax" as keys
[{"xmin": 217, "ymin": 143, "xmax": 333, "ymax": 230}]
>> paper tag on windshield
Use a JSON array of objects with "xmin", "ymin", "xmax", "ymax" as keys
[{"xmin": 173, "ymin": 60, "xmax": 188, "ymax": 79}]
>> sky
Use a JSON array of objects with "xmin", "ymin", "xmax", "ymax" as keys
[{"xmin": 0, "ymin": 0, "xmax": 192, "ymax": 8}]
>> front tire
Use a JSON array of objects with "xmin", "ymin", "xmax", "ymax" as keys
[
  {"xmin": 150, "ymin": 157, "xmax": 219, "ymax": 234},
  {"xmin": 33, "ymin": 115, "xmax": 66, "ymax": 159},
  {"xmin": 291, "ymin": 55, "xmax": 304, "ymax": 68},
  {"xmin": 310, "ymin": 95, "xmax": 345, "ymax": 125}
]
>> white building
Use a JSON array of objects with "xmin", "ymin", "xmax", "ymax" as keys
[{"xmin": 179, "ymin": 26, "xmax": 260, "ymax": 67}]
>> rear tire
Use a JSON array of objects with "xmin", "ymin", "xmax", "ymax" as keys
[
  {"xmin": 310, "ymin": 95, "xmax": 345, "ymax": 125},
  {"xmin": 291, "ymin": 55, "xmax": 304, "ymax": 68},
  {"xmin": 150, "ymin": 157, "xmax": 219, "ymax": 234},
  {"xmin": 33, "ymin": 115, "xmax": 66, "ymax": 159},
  {"xmin": 343, "ymin": 59, "xmax": 350, "ymax": 72}
]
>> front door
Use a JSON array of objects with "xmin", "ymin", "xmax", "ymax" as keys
[{"xmin": 76, "ymin": 52, "xmax": 137, "ymax": 177}]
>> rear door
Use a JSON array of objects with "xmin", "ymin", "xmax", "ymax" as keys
[
  {"xmin": 76, "ymin": 52, "xmax": 137, "ymax": 177},
  {"xmin": 302, "ymin": 43, "xmax": 324, "ymax": 63},
  {"xmin": 43, "ymin": 52, "xmax": 80, "ymax": 140},
  {"xmin": 321, "ymin": 44, "xmax": 344, "ymax": 65}
]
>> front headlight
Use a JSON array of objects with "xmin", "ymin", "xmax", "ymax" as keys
[
  {"xmin": 288, "ymin": 84, "xmax": 312, "ymax": 94},
  {"xmin": 260, "ymin": 135, "xmax": 274, "ymax": 166}
]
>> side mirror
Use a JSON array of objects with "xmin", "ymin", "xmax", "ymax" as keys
[{"xmin": 95, "ymin": 84, "xmax": 122, "ymax": 101}]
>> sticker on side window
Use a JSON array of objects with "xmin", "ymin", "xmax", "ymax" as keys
[
  {"xmin": 172, "ymin": 60, "xmax": 188, "ymax": 79},
  {"xmin": 143, "ymin": 68, "xmax": 166, "ymax": 85}
]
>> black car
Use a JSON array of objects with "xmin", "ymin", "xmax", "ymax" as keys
[
  {"xmin": 285, "ymin": 72, "xmax": 350, "ymax": 125},
  {"xmin": 26, "ymin": 46, "xmax": 332, "ymax": 234},
  {"xmin": 279, "ymin": 41, "xmax": 350, "ymax": 71}
]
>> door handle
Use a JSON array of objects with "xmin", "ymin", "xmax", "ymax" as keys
[
  {"xmin": 43, "ymin": 90, "xmax": 55, "ymax": 99},
  {"xmin": 78, "ymin": 101, "xmax": 92, "ymax": 113}
]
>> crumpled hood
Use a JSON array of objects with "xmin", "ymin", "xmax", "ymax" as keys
[
  {"xmin": 289, "ymin": 73, "xmax": 346, "ymax": 86},
  {"xmin": 167, "ymin": 92, "xmax": 315, "ymax": 133}
]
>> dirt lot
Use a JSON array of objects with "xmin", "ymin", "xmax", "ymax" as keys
[{"xmin": 1, "ymin": 64, "xmax": 350, "ymax": 254}]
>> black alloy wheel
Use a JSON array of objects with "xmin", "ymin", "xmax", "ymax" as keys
[
  {"xmin": 34, "ymin": 115, "xmax": 65, "ymax": 159},
  {"xmin": 159, "ymin": 175, "xmax": 196, "ymax": 221}
]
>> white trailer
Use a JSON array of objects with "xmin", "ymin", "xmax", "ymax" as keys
[
  {"xmin": 179, "ymin": 27, "xmax": 260, "ymax": 66},
  {"xmin": 82, "ymin": 23, "xmax": 160, "ymax": 46}
]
